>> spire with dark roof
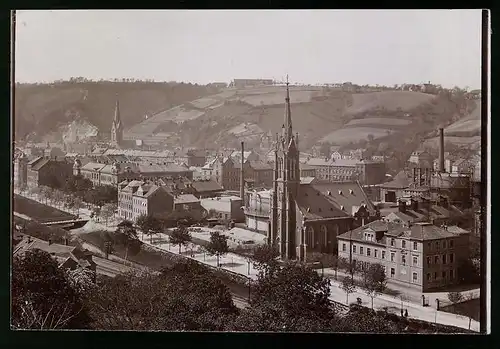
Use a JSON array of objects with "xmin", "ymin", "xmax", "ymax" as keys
[
  {"xmin": 113, "ymin": 94, "xmax": 122, "ymax": 130},
  {"xmin": 283, "ymin": 75, "xmax": 293, "ymax": 143}
]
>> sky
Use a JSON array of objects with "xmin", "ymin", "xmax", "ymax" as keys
[{"xmin": 15, "ymin": 10, "xmax": 483, "ymax": 89}]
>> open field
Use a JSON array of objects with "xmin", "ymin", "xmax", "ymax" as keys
[
  {"xmin": 13, "ymin": 194, "xmax": 76, "ymax": 223},
  {"xmin": 346, "ymin": 91, "xmax": 436, "ymax": 114},
  {"xmin": 345, "ymin": 117, "xmax": 412, "ymax": 127},
  {"xmin": 320, "ymin": 127, "xmax": 395, "ymax": 144}
]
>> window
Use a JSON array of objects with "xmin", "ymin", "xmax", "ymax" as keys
[
  {"xmin": 402, "ymin": 255, "xmax": 406, "ymax": 265},
  {"xmin": 427, "ymin": 256, "xmax": 431, "ymax": 265},
  {"xmin": 434, "ymin": 256, "xmax": 439, "ymax": 264},
  {"xmin": 413, "ymin": 256, "xmax": 418, "ymax": 266},
  {"xmin": 360, "ymin": 247, "xmax": 364, "ymax": 255},
  {"xmin": 402, "ymin": 240, "xmax": 406, "ymax": 249},
  {"xmin": 435, "ymin": 241, "xmax": 439, "ymax": 249},
  {"xmin": 390, "ymin": 268, "xmax": 395, "ymax": 277},
  {"xmin": 391, "ymin": 252, "xmax": 395, "ymax": 262},
  {"xmin": 382, "ymin": 251, "xmax": 386, "ymax": 259},
  {"xmin": 449, "ymin": 253, "xmax": 454, "ymax": 263},
  {"xmin": 367, "ymin": 248, "xmax": 371, "ymax": 257},
  {"xmin": 391, "ymin": 238, "xmax": 395, "ymax": 247},
  {"xmin": 412, "ymin": 272, "xmax": 417, "ymax": 282},
  {"xmin": 442, "ymin": 254, "xmax": 447, "ymax": 264},
  {"xmin": 449, "ymin": 240, "xmax": 454, "ymax": 248},
  {"xmin": 450, "ymin": 269, "xmax": 454, "ymax": 279},
  {"xmin": 413, "ymin": 241, "xmax": 418, "ymax": 250},
  {"xmin": 375, "ymin": 249, "xmax": 378, "ymax": 258},
  {"xmin": 342, "ymin": 243, "xmax": 346, "ymax": 252},
  {"xmin": 434, "ymin": 272, "xmax": 437, "ymax": 279},
  {"xmin": 442, "ymin": 271, "xmax": 446, "ymax": 279},
  {"xmin": 427, "ymin": 273, "xmax": 431, "ymax": 281},
  {"xmin": 353, "ymin": 245, "xmax": 357, "ymax": 253},
  {"xmin": 428, "ymin": 242, "xmax": 432, "ymax": 250},
  {"xmin": 442, "ymin": 241, "xmax": 446, "ymax": 249}
]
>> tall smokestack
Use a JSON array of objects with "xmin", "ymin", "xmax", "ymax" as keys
[
  {"xmin": 438, "ymin": 128, "xmax": 445, "ymax": 172},
  {"xmin": 240, "ymin": 141, "xmax": 245, "ymax": 206}
]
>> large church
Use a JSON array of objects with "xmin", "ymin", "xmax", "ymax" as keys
[{"xmin": 268, "ymin": 79, "xmax": 379, "ymax": 262}]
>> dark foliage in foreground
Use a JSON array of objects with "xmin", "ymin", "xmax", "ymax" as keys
[{"xmin": 12, "ymin": 245, "xmax": 473, "ymax": 333}]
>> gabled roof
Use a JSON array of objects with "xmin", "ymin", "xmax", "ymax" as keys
[
  {"xmin": 247, "ymin": 160, "xmax": 272, "ymax": 170},
  {"xmin": 310, "ymin": 181, "xmax": 376, "ymax": 215},
  {"xmin": 191, "ymin": 179, "xmax": 223, "ymax": 193},
  {"xmin": 174, "ymin": 194, "xmax": 199, "ymax": 204},
  {"xmin": 30, "ymin": 158, "xmax": 50, "ymax": 171},
  {"xmin": 380, "ymin": 170, "xmax": 411, "ymax": 189},
  {"xmin": 81, "ymin": 162, "xmax": 107, "ymax": 172},
  {"xmin": 14, "ymin": 236, "xmax": 94, "ymax": 269},
  {"xmin": 27, "ymin": 156, "xmax": 43, "ymax": 166},
  {"xmin": 296, "ymin": 185, "xmax": 349, "ymax": 220}
]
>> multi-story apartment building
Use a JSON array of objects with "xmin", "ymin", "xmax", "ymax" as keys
[
  {"xmin": 186, "ymin": 149, "xmax": 207, "ymax": 167},
  {"xmin": 305, "ymin": 158, "xmax": 386, "ymax": 185},
  {"xmin": 13, "ymin": 152, "xmax": 29, "ymax": 188},
  {"xmin": 27, "ymin": 157, "xmax": 73, "ymax": 189},
  {"xmin": 337, "ymin": 220, "xmax": 469, "ymax": 292},
  {"xmin": 118, "ymin": 180, "xmax": 174, "ymax": 222},
  {"xmin": 243, "ymin": 160, "xmax": 273, "ymax": 188},
  {"xmin": 79, "ymin": 162, "xmax": 193, "ymax": 187}
]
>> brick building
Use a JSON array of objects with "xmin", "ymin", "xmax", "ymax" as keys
[
  {"xmin": 305, "ymin": 157, "xmax": 386, "ymax": 185},
  {"xmin": 27, "ymin": 157, "xmax": 73, "ymax": 189}
]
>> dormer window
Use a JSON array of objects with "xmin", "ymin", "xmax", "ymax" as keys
[
  {"xmin": 307, "ymin": 207, "xmax": 311, "ymax": 212},
  {"xmin": 338, "ymin": 190, "xmax": 342, "ymax": 195},
  {"xmin": 327, "ymin": 191, "xmax": 331, "ymax": 195},
  {"xmin": 340, "ymin": 205, "xmax": 344, "ymax": 211},
  {"xmin": 318, "ymin": 208, "xmax": 322, "ymax": 212},
  {"xmin": 349, "ymin": 189, "xmax": 354, "ymax": 195}
]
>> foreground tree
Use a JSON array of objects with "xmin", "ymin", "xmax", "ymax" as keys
[
  {"xmin": 136, "ymin": 214, "xmax": 163, "ymax": 243},
  {"xmin": 100, "ymin": 203, "xmax": 116, "ymax": 226},
  {"xmin": 250, "ymin": 243, "xmax": 280, "ymax": 273},
  {"xmin": 12, "ymin": 249, "xmax": 91, "ymax": 329},
  {"xmin": 231, "ymin": 261, "xmax": 334, "ymax": 332},
  {"xmin": 361, "ymin": 263, "xmax": 387, "ymax": 309},
  {"xmin": 85, "ymin": 261, "xmax": 237, "ymax": 331},
  {"xmin": 205, "ymin": 231, "xmax": 229, "ymax": 267},
  {"xmin": 169, "ymin": 225, "xmax": 192, "ymax": 254},
  {"xmin": 115, "ymin": 220, "xmax": 139, "ymax": 261},
  {"xmin": 341, "ymin": 276, "xmax": 356, "ymax": 304},
  {"xmin": 447, "ymin": 291, "xmax": 464, "ymax": 312}
]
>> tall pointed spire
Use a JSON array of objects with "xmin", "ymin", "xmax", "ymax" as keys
[
  {"xmin": 113, "ymin": 93, "xmax": 122, "ymax": 129},
  {"xmin": 284, "ymin": 75, "xmax": 293, "ymax": 143}
]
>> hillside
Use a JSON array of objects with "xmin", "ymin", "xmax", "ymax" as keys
[
  {"xmin": 423, "ymin": 100, "xmax": 481, "ymax": 151},
  {"xmin": 125, "ymin": 86, "xmax": 463, "ymax": 151},
  {"xmin": 14, "ymin": 81, "xmax": 221, "ymax": 142}
]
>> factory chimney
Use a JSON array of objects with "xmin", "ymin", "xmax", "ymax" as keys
[
  {"xmin": 240, "ymin": 141, "xmax": 245, "ymax": 206},
  {"xmin": 438, "ymin": 128, "xmax": 445, "ymax": 172}
]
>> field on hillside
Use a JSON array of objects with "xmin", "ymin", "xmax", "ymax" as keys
[
  {"xmin": 444, "ymin": 101, "xmax": 481, "ymax": 135},
  {"xmin": 345, "ymin": 118, "xmax": 412, "ymax": 127},
  {"xmin": 239, "ymin": 90, "xmax": 323, "ymax": 106},
  {"xmin": 424, "ymin": 136, "xmax": 481, "ymax": 150},
  {"xmin": 346, "ymin": 91, "xmax": 435, "ymax": 114},
  {"xmin": 320, "ymin": 127, "xmax": 394, "ymax": 144}
]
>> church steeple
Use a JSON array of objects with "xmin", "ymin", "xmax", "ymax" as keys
[
  {"xmin": 284, "ymin": 75, "xmax": 293, "ymax": 143},
  {"xmin": 113, "ymin": 94, "xmax": 122, "ymax": 129},
  {"xmin": 111, "ymin": 93, "xmax": 123, "ymax": 148}
]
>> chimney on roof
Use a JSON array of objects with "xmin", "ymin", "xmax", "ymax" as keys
[
  {"xmin": 64, "ymin": 238, "xmax": 68, "ymax": 246},
  {"xmin": 48, "ymin": 239, "xmax": 52, "ymax": 245},
  {"xmin": 410, "ymin": 198, "xmax": 418, "ymax": 211},
  {"xmin": 398, "ymin": 199, "xmax": 406, "ymax": 213},
  {"xmin": 240, "ymin": 142, "xmax": 245, "ymax": 206},
  {"xmin": 438, "ymin": 128, "xmax": 445, "ymax": 173}
]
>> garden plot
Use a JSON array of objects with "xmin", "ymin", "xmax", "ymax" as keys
[{"xmin": 345, "ymin": 117, "xmax": 412, "ymax": 127}]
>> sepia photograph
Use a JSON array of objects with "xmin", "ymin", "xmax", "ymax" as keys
[{"xmin": 11, "ymin": 9, "xmax": 488, "ymax": 333}]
